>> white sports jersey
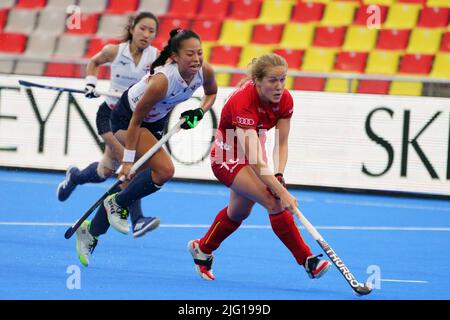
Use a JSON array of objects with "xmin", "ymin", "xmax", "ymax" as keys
[
  {"xmin": 127, "ymin": 62, "xmax": 204, "ymax": 123},
  {"xmin": 105, "ymin": 42, "xmax": 158, "ymax": 107}
]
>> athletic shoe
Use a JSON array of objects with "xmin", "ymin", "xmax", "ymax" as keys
[
  {"xmin": 187, "ymin": 239, "xmax": 215, "ymax": 281},
  {"xmin": 304, "ymin": 254, "xmax": 331, "ymax": 279},
  {"xmin": 132, "ymin": 216, "xmax": 160, "ymax": 238},
  {"xmin": 76, "ymin": 220, "xmax": 97, "ymax": 267},
  {"xmin": 57, "ymin": 166, "xmax": 80, "ymax": 202},
  {"xmin": 104, "ymin": 193, "xmax": 129, "ymax": 234}
]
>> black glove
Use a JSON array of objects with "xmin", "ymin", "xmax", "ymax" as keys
[
  {"xmin": 84, "ymin": 83, "xmax": 99, "ymax": 99},
  {"xmin": 275, "ymin": 173, "xmax": 286, "ymax": 188},
  {"xmin": 180, "ymin": 108, "xmax": 204, "ymax": 129}
]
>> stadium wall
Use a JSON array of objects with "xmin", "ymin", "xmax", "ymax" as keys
[{"xmin": 1, "ymin": 75, "xmax": 450, "ymax": 196}]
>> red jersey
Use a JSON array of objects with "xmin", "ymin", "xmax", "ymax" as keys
[{"xmin": 211, "ymin": 80, "xmax": 294, "ymax": 166}]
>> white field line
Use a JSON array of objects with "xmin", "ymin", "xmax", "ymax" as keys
[{"xmin": 381, "ymin": 279, "xmax": 428, "ymax": 284}]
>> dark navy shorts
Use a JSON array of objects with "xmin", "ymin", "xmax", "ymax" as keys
[
  {"xmin": 96, "ymin": 102, "xmax": 112, "ymax": 136},
  {"xmin": 110, "ymin": 89, "xmax": 168, "ymax": 140}
]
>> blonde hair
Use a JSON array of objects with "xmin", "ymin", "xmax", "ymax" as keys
[
  {"xmin": 238, "ymin": 53, "xmax": 288, "ymax": 86},
  {"xmin": 249, "ymin": 53, "xmax": 288, "ymax": 81}
]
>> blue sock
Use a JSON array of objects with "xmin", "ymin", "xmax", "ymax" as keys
[
  {"xmin": 90, "ymin": 204, "xmax": 109, "ymax": 237},
  {"xmin": 116, "ymin": 168, "xmax": 161, "ymax": 207},
  {"xmin": 74, "ymin": 162, "xmax": 107, "ymax": 185}
]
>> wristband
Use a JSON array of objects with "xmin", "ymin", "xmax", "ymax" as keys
[
  {"xmin": 122, "ymin": 149, "xmax": 136, "ymax": 163},
  {"xmin": 85, "ymin": 75, "xmax": 98, "ymax": 86}
]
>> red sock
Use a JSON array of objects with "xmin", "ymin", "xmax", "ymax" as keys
[
  {"xmin": 199, "ymin": 207, "xmax": 241, "ymax": 254},
  {"xmin": 269, "ymin": 210, "xmax": 312, "ymax": 265}
]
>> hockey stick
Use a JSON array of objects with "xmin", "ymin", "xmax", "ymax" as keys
[
  {"xmin": 18, "ymin": 80, "xmax": 121, "ymax": 98},
  {"xmin": 293, "ymin": 208, "xmax": 373, "ymax": 296},
  {"xmin": 64, "ymin": 118, "xmax": 186, "ymax": 239}
]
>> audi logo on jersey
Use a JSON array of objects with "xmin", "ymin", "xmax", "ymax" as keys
[{"xmin": 236, "ymin": 116, "xmax": 255, "ymax": 126}]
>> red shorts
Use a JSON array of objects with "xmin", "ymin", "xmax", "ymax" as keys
[
  {"xmin": 210, "ymin": 144, "xmax": 249, "ymax": 187},
  {"xmin": 211, "ymin": 158, "xmax": 248, "ymax": 187}
]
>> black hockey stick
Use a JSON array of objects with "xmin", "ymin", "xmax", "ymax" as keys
[
  {"xmin": 64, "ymin": 118, "xmax": 186, "ymax": 239},
  {"xmin": 293, "ymin": 208, "xmax": 373, "ymax": 296},
  {"xmin": 18, "ymin": 79, "xmax": 120, "ymax": 98}
]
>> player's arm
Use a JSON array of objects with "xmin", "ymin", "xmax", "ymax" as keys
[
  {"xmin": 199, "ymin": 62, "xmax": 218, "ymax": 113},
  {"xmin": 86, "ymin": 44, "xmax": 118, "ymax": 76},
  {"xmin": 180, "ymin": 63, "xmax": 217, "ymax": 129},
  {"xmin": 85, "ymin": 44, "xmax": 119, "ymax": 98},
  {"xmin": 273, "ymin": 118, "xmax": 290, "ymax": 186},
  {"xmin": 121, "ymin": 74, "xmax": 168, "ymax": 178}
]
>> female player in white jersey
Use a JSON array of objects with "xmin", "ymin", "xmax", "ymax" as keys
[
  {"xmin": 57, "ymin": 12, "xmax": 161, "ymax": 239},
  {"xmin": 75, "ymin": 28, "xmax": 218, "ymax": 267}
]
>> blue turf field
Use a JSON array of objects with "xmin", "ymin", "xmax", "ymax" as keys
[{"xmin": 1, "ymin": 168, "xmax": 449, "ymax": 300}]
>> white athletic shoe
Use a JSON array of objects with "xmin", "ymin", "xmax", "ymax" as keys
[
  {"xmin": 187, "ymin": 239, "xmax": 215, "ymax": 281},
  {"xmin": 76, "ymin": 220, "xmax": 97, "ymax": 267},
  {"xmin": 104, "ymin": 193, "xmax": 130, "ymax": 234}
]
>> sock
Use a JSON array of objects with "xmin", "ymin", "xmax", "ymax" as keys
[
  {"xmin": 73, "ymin": 162, "xmax": 106, "ymax": 185},
  {"xmin": 115, "ymin": 168, "xmax": 161, "ymax": 207},
  {"xmin": 269, "ymin": 210, "xmax": 312, "ymax": 266},
  {"xmin": 89, "ymin": 203, "xmax": 110, "ymax": 237},
  {"xmin": 199, "ymin": 207, "xmax": 241, "ymax": 254},
  {"xmin": 129, "ymin": 199, "xmax": 144, "ymax": 226}
]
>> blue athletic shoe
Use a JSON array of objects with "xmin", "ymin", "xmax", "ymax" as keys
[
  {"xmin": 57, "ymin": 166, "xmax": 80, "ymax": 202},
  {"xmin": 132, "ymin": 217, "xmax": 160, "ymax": 238}
]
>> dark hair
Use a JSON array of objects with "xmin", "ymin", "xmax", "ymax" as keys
[
  {"xmin": 122, "ymin": 12, "xmax": 158, "ymax": 42},
  {"xmin": 150, "ymin": 28, "xmax": 201, "ymax": 74}
]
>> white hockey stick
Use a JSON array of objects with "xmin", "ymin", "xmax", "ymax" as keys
[{"xmin": 18, "ymin": 80, "xmax": 121, "ymax": 98}]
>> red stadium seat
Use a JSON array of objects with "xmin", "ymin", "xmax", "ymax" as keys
[
  {"xmin": 45, "ymin": 63, "xmax": 76, "ymax": 78},
  {"xmin": 65, "ymin": 13, "xmax": 99, "ymax": 35},
  {"xmin": 418, "ymin": 7, "xmax": 449, "ymax": 28},
  {"xmin": 0, "ymin": 32, "xmax": 27, "ymax": 53},
  {"xmin": 209, "ymin": 45, "xmax": 241, "ymax": 66},
  {"xmin": 357, "ymin": 80, "xmax": 390, "ymax": 94},
  {"xmin": 230, "ymin": 73, "xmax": 247, "ymax": 87},
  {"xmin": 152, "ymin": 17, "xmax": 191, "ymax": 49},
  {"xmin": 334, "ymin": 51, "xmax": 368, "ymax": 73},
  {"xmin": 293, "ymin": 77, "xmax": 325, "ymax": 91},
  {"xmin": 164, "ymin": 0, "xmax": 201, "ymax": 19},
  {"xmin": 291, "ymin": 2, "xmax": 324, "ymax": 23},
  {"xmin": 15, "ymin": 0, "xmax": 47, "ymax": 9},
  {"xmin": 399, "ymin": 54, "xmax": 434, "ymax": 74},
  {"xmin": 273, "ymin": 48, "xmax": 304, "ymax": 69},
  {"xmin": 191, "ymin": 18, "xmax": 222, "ymax": 42},
  {"xmin": 228, "ymin": 0, "xmax": 261, "ymax": 20},
  {"xmin": 98, "ymin": 65, "xmax": 111, "ymax": 80},
  {"xmin": 106, "ymin": 0, "xmax": 139, "ymax": 14},
  {"xmin": 0, "ymin": 9, "xmax": 8, "ymax": 32},
  {"xmin": 397, "ymin": 0, "xmax": 426, "ymax": 5},
  {"xmin": 251, "ymin": 24, "xmax": 284, "ymax": 45},
  {"xmin": 198, "ymin": 0, "xmax": 230, "ymax": 19},
  {"xmin": 441, "ymin": 32, "xmax": 450, "ymax": 52},
  {"xmin": 313, "ymin": 26, "xmax": 346, "ymax": 48},
  {"xmin": 353, "ymin": 4, "xmax": 388, "ymax": 26},
  {"xmin": 85, "ymin": 37, "xmax": 121, "ymax": 58},
  {"xmin": 376, "ymin": 29, "xmax": 411, "ymax": 50}
]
